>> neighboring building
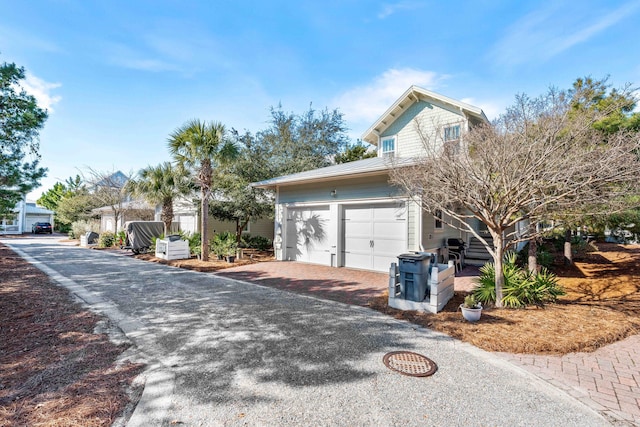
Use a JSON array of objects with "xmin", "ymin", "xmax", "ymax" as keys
[
  {"xmin": 252, "ymin": 86, "xmax": 489, "ymax": 272},
  {"xmin": 166, "ymin": 197, "xmax": 274, "ymax": 240},
  {"xmin": 92, "ymin": 200, "xmax": 155, "ymax": 233},
  {"xmin": 0, "ymin": 196, "xmax": 55, "ymax": 234}
]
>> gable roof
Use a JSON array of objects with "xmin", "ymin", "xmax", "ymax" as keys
[
  {"xmin": 94, "ymin": 171, "xmax": 129, "ymax": 188},
  {"xmin": 361, "ymin": 86, "xmax": 489, "ymax": 145},
  {"xmin": 251, "ymin": 157, "xmax": 417, "ymax": 188}
]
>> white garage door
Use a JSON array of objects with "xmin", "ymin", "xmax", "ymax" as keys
[
  {"xmin": 25, "ymin": 215, "xmax": 51, "ymax": 232},
  {"xmin": 285, "ymin": 206, "xmax": 331, "ymax": 265},
  {"xmin": 343, "ymin": 202, "xmax": 407, "ymax": 272}
]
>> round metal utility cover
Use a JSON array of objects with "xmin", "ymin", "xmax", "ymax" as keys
[{"xmin": 383, "ymin": 351, "xmax": 438, "ymax": 377}]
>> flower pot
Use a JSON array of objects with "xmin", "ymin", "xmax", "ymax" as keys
[{"xmin": 460, "ymin": 305, "xmax": 482, "ymax": 322}]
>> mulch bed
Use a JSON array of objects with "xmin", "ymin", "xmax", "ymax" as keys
[
  {"xmin": 133, "ymin": 248, "xmax": 275, "ymax": 272},
  {"xmin": 369, "ymin": 242, "xmax": 640, "ymax": 354},
  {"xmin": 0, "ymin": 243, "xmax": 144, "ymax": 426}
]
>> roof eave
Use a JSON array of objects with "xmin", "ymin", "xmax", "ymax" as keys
[
  {"xmin": 361, "ymin": 86, "xmax": 489, "ymax": 144},
  {"xmin": 252, "ymin": 168, "xmax": 390, "ymax": 189}
]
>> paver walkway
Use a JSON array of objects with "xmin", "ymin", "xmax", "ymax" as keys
[
  {"xmin": 218, "ymin": 261, "xmax": 640, "ymax": 426},
  {"xmin": 499, "ymin": 336, "xmax": 640, "ymax": 426}
]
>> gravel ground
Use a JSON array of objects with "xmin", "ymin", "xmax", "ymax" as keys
[{"xmin": 3, "ymin": 235, "xmax": 612, "ymax": 427}]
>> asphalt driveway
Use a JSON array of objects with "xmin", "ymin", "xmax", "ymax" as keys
[{"xmin": 3, "ymin": 236, "xmax": 611, "ymax": 426}]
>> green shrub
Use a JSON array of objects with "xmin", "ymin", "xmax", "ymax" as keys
[
  {"xmin": 537, "ymin": 250, "xmax": 554, "ymax": 269},
  {"xmin": 211, "ymin": 231, "xmax": 237, "ymax": 257},
  {"xmin": 182, "ymin": 231, "xmax": 201, "ymax": 256},
  {"xmin": 473, "ymin": 252, "xmax": 565, "ymax": 308},
  {"xmin": 70, "ymin": 219, "xmax": 100, "ymax": 240},
  {"xmin": 98, "ymin": 231, "xmax": 115, "ymax": 248},
  {"xmin": 115, "ymin": 230, "xmax": 126, "ymax": 247},
  {"xmin": 246, "ymin": 235, "xmax": 272, "ymax": 250}
]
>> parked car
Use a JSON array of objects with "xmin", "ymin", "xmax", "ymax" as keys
[{"xmin": 32, "ymin": 222, "xmax": 53, "ymax": 234}]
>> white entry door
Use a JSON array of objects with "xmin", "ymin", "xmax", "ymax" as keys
[
  {"xmin": 343, "ymin": 202, "xmax": 407, "ymax": 272},
  {"xmin": 285, "ymin": 206, "xmax": 331, "ymax": 265}
]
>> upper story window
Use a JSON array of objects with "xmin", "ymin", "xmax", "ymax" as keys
[
  {"xmin": 443, "ymin": 125, "xmax": 461, "ymax": 142},
  {"xmin": 380, "ymin": 136, "xmax": 396, "ymax": 157}
]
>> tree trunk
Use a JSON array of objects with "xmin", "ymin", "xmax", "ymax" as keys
[
  {"xmin": 564, "ymin": 228, "xmax": 572, "ymax": 265},
  {"xmin": 201, "ymin": 188, "xmax": 209, "ymax": 261},
  {"xmin": 161, "ymin": 197, "xmax": 173, "ymax": 237},
  {"xmin": 528, "ymin": 237, "xmax": 538, "ymax": 274},
  {"xmin": 493, "ymin": 232, "xmax": 504, "ymax": 308}
]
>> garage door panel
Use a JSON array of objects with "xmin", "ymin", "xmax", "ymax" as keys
[
  {"xmin": 372, "ymin": 221, "xmax": 405, "ymax": 238},
  {"xmin": 286, "ymin": 206, "xmax": 331, "ymax": 265},
  {"xmin": 344, "ymin": 221, "xmax": 370, "ymax": 237},
  {"xmin": 343, "ymin": 202, "xmax": 407, "ymax": 272},
  {"xmin": 344, "ymin": 252, "xmax": 371, "ymax": 271},
  {"xmin": 344, "ymin": 206, "xmax": 370, "ymax": 221}
]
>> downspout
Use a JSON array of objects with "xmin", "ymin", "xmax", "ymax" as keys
[{"xmin": 274, "ymin": 185, "xmax": 283, "ymax": 260}]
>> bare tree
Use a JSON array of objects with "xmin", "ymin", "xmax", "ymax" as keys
[
  {"xmin": 84, "ymin": 168, "xmax": 134, "ymax": 232},
  {"xmin": 390, "ymin": 86, "xmax": 640, "ymax": 307}
]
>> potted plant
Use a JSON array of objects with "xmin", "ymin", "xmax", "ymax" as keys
[
  {"xmin": 460, "ymin": 295, "xmax": 482, "ymax": 322},
  {"xmin": 225, "ymin": 240, "xmax": 238, "ymax": 263}
]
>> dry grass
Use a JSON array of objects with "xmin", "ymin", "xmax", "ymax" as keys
[
  {"xmin": 0, "ymin": 243, "xmax": 144, "ymax": 426},
  {"xmin": 369, "ymin": 242, "xmax": 640, "ymax": 355}
]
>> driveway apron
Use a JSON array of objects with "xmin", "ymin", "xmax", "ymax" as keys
[{"xmin": 4, "ymin": 237, "xmax": 611, "ymax": 427}]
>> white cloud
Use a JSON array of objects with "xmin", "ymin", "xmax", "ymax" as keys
[
  {"xmin": 333, "ymin": 68, "xmax": 448, "ymax": 124},
  {"xmin": 21, "ymin": 73, "xmax": 62, "ymax": 112},
  {"xmin": 377, "ymin": 1, "xmax": 425, "ymax": 19},
  {"xmin": 460, "ymin": 97, "xmax": 506, "ymax": 121},
  {"xmin": 490, "ymin": 0, "xmax": 640, "ymax": 67}
]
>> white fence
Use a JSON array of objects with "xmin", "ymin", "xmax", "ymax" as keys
[{"xmin": 388, "ymin": 261, "xmax": 455, "ymax": 314}]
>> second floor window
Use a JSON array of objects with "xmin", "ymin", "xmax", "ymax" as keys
[
  {"xmin": 443, "ymin": 125, "xmax": 461, "ymax": 142},
  {"xmin": 381, "ymin": 136, "xmax": 395, "ymax": 156}
]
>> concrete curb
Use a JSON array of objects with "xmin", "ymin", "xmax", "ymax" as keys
[{"xmin": 5, "ymin": 243, "xmax": 175, "ymax": 427}]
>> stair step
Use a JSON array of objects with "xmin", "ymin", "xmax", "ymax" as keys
[{"xmin": 464, "ymin": 258, "xmax": 491, "ymax": 267}]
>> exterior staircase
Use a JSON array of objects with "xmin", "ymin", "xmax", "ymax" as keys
[{"xmin": 464, "ymin": 235, "xmax": 493, "ymax": 267}]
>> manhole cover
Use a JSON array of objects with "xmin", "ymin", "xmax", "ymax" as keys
[{"xmin": 382, "ymin": 351, "xmax": 438, "ymax": 377}]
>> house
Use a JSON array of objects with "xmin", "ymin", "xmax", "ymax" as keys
[
  {"xmin": 252, "ymin": 86, "xmax": 489, "ymax": 272},
  {"xmin": 0, "ymin": 196, "xmax": 55, "ymax": 234},
  {"xmin": 92, "ymin": 199, "xmax": 155, "ymax": 233},
  {"xmin": 167, "ymin": 196, "xmax": 274, "ymax": 240}
]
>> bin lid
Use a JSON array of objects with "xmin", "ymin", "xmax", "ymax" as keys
[{"xmin": 398, "ymin": 252, "xmax": 431, "ymax": 261}]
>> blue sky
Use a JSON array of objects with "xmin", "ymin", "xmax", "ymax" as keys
[{"xmin": 2, "ymin": 0, "xmax": 640, "ymax": 200}]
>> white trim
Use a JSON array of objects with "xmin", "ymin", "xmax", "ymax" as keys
[
  {"xmin": 379, "ymin": 135, "xmax": 396, "ymax": 158},
  {"xmin": 362, "ymin": 85, "xmax": 489, "ymax": 145}
]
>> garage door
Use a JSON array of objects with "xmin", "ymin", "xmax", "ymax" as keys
[
  {"xmin": 25, "ymin": 215, "xmax": 51, "ymax": 233},
  {"xmin": 285, "ymin": 206, "xmax": 331, "ymax": 265},
  {"xmin": 343, "ymin": 203, "xmax": 407, "ymax": 272}
]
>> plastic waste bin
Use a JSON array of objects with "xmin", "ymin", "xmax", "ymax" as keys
[
  {"xmin": 398, "ymin": 252, "xmax": 433, "ymax": 302},
  {"xmin": 85, "ymin": 231, "xmax": 99, "ymax": 244}
]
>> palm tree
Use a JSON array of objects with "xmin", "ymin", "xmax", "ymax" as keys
[
  {"xmin": 168, "ymin": 119, "xmax": 237, "ymax": 261},
  {"xmin": 125, "ymin": 162, "xmax": 192, "ymax": 236}
]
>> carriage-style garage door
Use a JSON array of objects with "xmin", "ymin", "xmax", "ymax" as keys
[
  {"xmin": 285, "ymin": 206, "xmax": 332, "ymax": 266},
  {"xmin": 342, "ymin": 202, "xmax": 407, "ymax": 272}
]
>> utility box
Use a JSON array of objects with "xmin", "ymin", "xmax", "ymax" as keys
[
  {"xmin": 155, "ymin": 238, "xmax": 190, "ymax": 260},
  {"xmin": 397, "ymin": 252, "xmax": 433, "ymax": 302}
]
